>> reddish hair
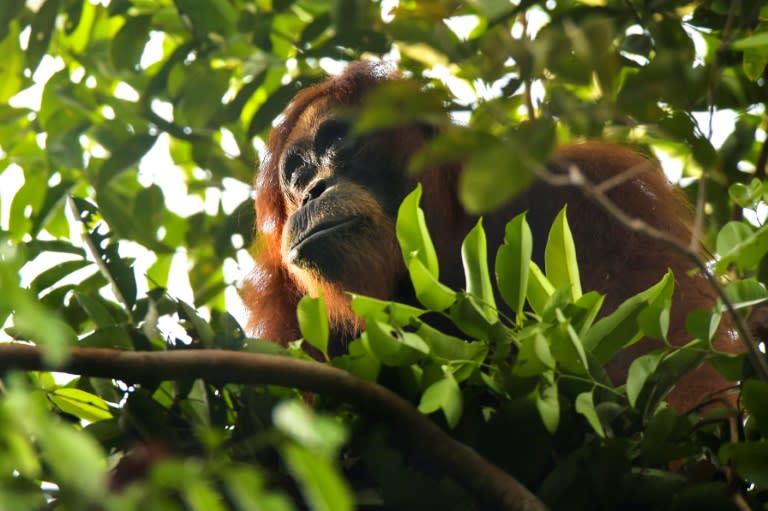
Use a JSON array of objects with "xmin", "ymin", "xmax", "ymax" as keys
[
  {"xmin": 242, "ymin": 61, "xmax": 741, "ymax": 411},
  {"xmin": 243, "ymin": 61, "xmax": 462, "ymax": 343}
]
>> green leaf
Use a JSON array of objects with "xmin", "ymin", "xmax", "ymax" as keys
[
  {"xmin": 728, "ymin": 182, "xmax": 753, "ymax": 207},
  {"xmin": 175, "ymin": 0, "xmax": 238, "ymax": 36},
  {"xmin": 575, "ymin": 391, "xmax": 605, "ymax": 437},
  {"xmin": 732, "ymin": 32, "xmax": 768, "ymax": 50},
  {"xmin": 636, "ymin": 407, "xmax": 690, "ymax": 465},
  {"xmin": 78, "ymin": 325, "xmax": 134, "ymax": 350},
  {"xmin": 97, "ymin": 134, "xmax": 158, "ymax": 188},
  {"xmin": 60, "ymin": 0, "xmax": 95, "ymax": 53},
  {"xmin": 742, "ymin": 380, "xmax": 768, "ymax": 438},
  {"xmin": 460, "ymin": 143, "xmax": 535, "ymax": 214},
  {"xmin": 175, "ymin": 64, "xmax": 231, "ymax": 129},
  {"xmin": 584, "ymin": 272, "xmax": 673, "ymax": 364},
  {"xmin": 10, "ymin": 293, "xmax": 77, "ymax": 364},
  {"xmin": 461, "ymin": 219, "xmax": 497, "ymax": 322},
  {"xmin": 0, "ymin": 23, "xmax": 23, "ymax": 103},
  {"xmin": 568, "ymin": 291, "xmax": 605, "ymax": 337},
  {"xmin": 132, "ymin": 185, "xmax": 169, "ymax": 248},
  {"xmin": 242, "ymin": 339, "xmax": 290, "ymax": 356},
  {"xmin": 353, "ymin": 81, "xmax": 447, "ymax": 134},
  {"xmin": 715, "ymin": 221, "xmax": 768, "ymax": 274},
  {"xmin": 281, "ymin": 443, "xmax": 353, "ymax": 511},
  {"xmin": 527, "ymin": 261, "xmax": 555, "ymax": 316},
  {"xmin": 222, "ymin": 467, "xmax": 293, "ymax": 511},
  {"xmin": 297, "ymin": 294, "xmax": 330, "ymax": 357},
  {"xmin": 104, "ymin": 257, "xmax": 138, "ymax": 311},
  {"xmin": 448, "ymin": 293, "xmax": 495, "ymax": 341},
  {"xmin": 460, "ymin": 119, "xmax": 554, "ymax": 214},
  {"xmin": 626, "ymin": 351, "xmax": 663, "ymax": 408},
  {"xmin": 716, "ymin": 221, "xmax": 754, "ymax": 254},
  {"xmin": 30, "ymin": 179, "xmax": 76, "ymax": 238},
  {"xmin": 25, "ymin": 239, "xmax": 85, "ymax": 260},
  {"xmin": 719, "ymin": 442, "xmax": 768, "ymax": 488},
  {"xmin": 495, "ymin": 212, "xmax": 532, "ymax": 320},
  {"xmin": 331, "ymin": 338, "xmax": 381, "ymax": 382},
  {"xmin": 549, "ymin": 310, "xmax": 589, "ymax": 375},
  {"xmin": 182, "ymin": 482, "xmax": 227, "ymax": 511},
  {"xmin": 111, "ymin": 14, "xmax": 151, "ymax": 70},
  {"xmin": 407, "ymin": 256, "xmax": 456, "ymax": 311},
  {"xmin": 4, "ymin": 431, "xmax": 40, "ymax": 479},
  {"xmin": 41, "ymin": 424, "xmax": 107, "ymax": 500},
  {"xmin": 728, "ymin": 179, "xmax": 764, "ymax": 208},
  {"xmin": 685, "ymin": 309, "xmax": 722, "ymax": 343},
  {"xmin": 248, "ymin": 83, "xmax": 303, "ymax": 137},
  {"xmin": 9, "ymin": 168, "xmax": 46, "ymax": 242},
  {"xmin": 273, "ymin": 401, "xmax": 348, "ymax": 457},
  {"xmin": 363, "ymin": 320, "xmax": 427, "ymax": 366},
  {"xmin": 178, "ymin": 300, "xmax": 215, "ymax": 347},
  {"xmin": 350, "ymin": 295, "xmax": 426, "ymax": 326},
  {"xmin": 27, "ymin": 0, "xmax": 59, "ymax": 73},
  {"xmin": 300, "ymin": 12, "xmax": 332, "ymax": 46},
  {"xmin": 29, "ymin": 260, "xmax": 92, "ymax": 294},
  {"xmin": 638, "ymin": 339, "xmax": 707, "ymax": 415},
  {"xmin": 534, "ymin": 374, "xmax": 559, "ymax": 434},
  {"xmin": 512, "ymin": 332, "xmax": 555, "ymax": 377},
  {"xmin": 417, "ymin": 321, "xmax": 488, "ymax": 381},
  {"xmin": 0, "ymin": 0, "xmax": 24, "ymax": 41},
  {"xmin": 148, "ymin": 253, "xmax": 173, "ymax": 287},
  {"xmin": 49, "ymin": 388, "xmax": 113, "ymax": 422},
  {"xmin": 637, "ymin": 297, "xmax": 671, "ymax": 341},
  {"xmin": 471, "ymin": 0, "xmax": 515, "ymax": 20},
  {"xmin": 418, "ymin": 370, "xmax": 463, "ymax": 428},
  {"xmin": 545, "ymin": 207, "xmax": 582, "ymax": 302},
  {"xmin": 708, "ymin": 352, "xmax": 745, "ymax": 382},
  {"xmin": 722, "ymin": 278, "xmax": 768, "ymax": 309},
  {"xmin": 212, "ymin": 310, "xmax": 246, "ymax": 350},
  {"xmin": 397, "ymin": 185, "xmax": 439, "ymax": 278},
  {"xmin": 743, "ymin": 48, "xmax": 768, "ymax": 81}
]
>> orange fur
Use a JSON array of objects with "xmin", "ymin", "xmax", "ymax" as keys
[{"xmin": 243, "ymin": 61, "xmax": 741, "ymax": 410}]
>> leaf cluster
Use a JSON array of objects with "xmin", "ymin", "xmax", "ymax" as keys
[{"xmin": 1, "ymin": 0, "xmax": 768, "ymax": 510}]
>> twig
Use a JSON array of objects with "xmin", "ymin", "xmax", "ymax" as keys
[
  {"xmin": 756, "ymin": 123, "xmax": 768, "ymax": 181},
  {"xmin": 594, "ymin": 158, "xmax": 655, "ymax": 194},
  {"xmin": 66, "ymin": 197, "xmax": 134, "ymax": 323},
  {"xmin": 709, "ymin": 0, "xmax": 740, "ymax": 225},
  {"xmin": 684, "ymin": 385, "xmax": 741, "ymax": 417},
  {"xmin": 143, "ymin": 107, "xmax": 208, "ymax": 143},
  {"xmin": 538, "ymin": 163, "xmax": 768, "ymax": 381},
  {"xmin": 622, "ymin": 0, "xmax": 644, "ymax": 27},
  {"xmin": 517, "ymin": 12, "xmax": 536, "ymax": 121},
  {"xmin": 692, "ymin": 0, "xmax": 737, "ymax": 249},
  {"xmin": 0, "ymin": 344, "xmax": 548, "ymax": 511},
  {"xmin": 692, "ymin": 167, "xmax": 707, "ymax": 253},
  {"xmin": 732, "ymin": 492, "xmax": 751, "ymax": 511}
]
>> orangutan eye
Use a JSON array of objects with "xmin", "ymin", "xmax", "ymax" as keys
[
  {"xmin": 313, "ymin": 119, "xmax": 350, "ymax": 156},
  {"xmin": 282, "ymin": 151, "xmax": 307, "ymax": 188}
]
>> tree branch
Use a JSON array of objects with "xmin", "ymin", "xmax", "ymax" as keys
[
  {"xmin": 66, "ymin": 197, "xmax": 134, "ymax": 323},
  {"xmin": 540, "ymin": 164, "xmax": 768, "ymax": 381},
  {"xmin": 0, "ymin": 344, "xmax": 548, "ymax": 511},
  {"xmin": 517, "ymin": 12, "xmax": 536, "ymax": 122},
  {"xmin": 756, "ymin": 124, "xmax": 768, "ymax": 181}
]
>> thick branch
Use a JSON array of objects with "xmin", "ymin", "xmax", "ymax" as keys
[{"xmin": 0, "ymin": 344, "xmax": 547, "ymax": 511}]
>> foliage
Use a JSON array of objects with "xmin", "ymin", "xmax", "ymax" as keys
[{"xmin": 1, "ymin": 0, "xmax": 768, "ymax": 510}]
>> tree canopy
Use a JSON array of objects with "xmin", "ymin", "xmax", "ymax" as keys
[{"xmin": 1, "ymin": 1, "xmax": 768, "ymax": 510}]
